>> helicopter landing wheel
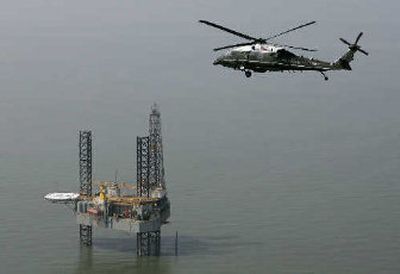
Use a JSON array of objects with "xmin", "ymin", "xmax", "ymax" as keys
[
  {"xmin": 245, "ymin": 70, "xmax": 252, "ymax": 78},
  {"xmin": 320, "ymin": 71, "xmax": 329, "ymax": 81}
]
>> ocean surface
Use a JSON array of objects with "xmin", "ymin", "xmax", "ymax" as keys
[{"xmin": 0, "ymin": 1, "xmax": 400, "ymax": 273}]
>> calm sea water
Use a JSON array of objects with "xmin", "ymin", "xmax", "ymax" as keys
[{"xmin": 1, "ymin": 1, "xmax": 400, "ymax": 273}]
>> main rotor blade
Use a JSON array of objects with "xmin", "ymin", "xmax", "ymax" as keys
[
  {"xmin": 213, "ymin": 42, "xmax": 255, "ymax": 51},
  {"xmin": 358, "ymin": 48, "xmax": 369, "ymax": 56},
  {"xmin": 265, "ymin": 21, "xmax": 316, "ymax": 41},
  {"xmin": 199, "ymin": 20, "xmax": 257, "ymax": 41},
  {"xmin": 340, "ymin": 38, "xmax": 352, "ymax": 46},
  {"xmin": 275, "ymin": 43, "xmax": 317, "ymax": 52},
  {"xmin": 355, "ymin": 32, "xmax": 363, "ymax": 44}
]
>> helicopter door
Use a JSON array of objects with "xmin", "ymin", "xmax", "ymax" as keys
[{"xmin": 248, "ymin": 49, "xmax": 262, "ymax": 62}]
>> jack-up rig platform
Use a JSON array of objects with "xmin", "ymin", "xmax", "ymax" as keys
[{"xmin": 45, "ymin": 104, "xmax": 170, "ymax": 256}]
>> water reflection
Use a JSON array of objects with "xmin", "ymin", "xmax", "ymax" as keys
[{"xmin": 79, "ymin": 234, "xmax": 263, "ymax": 257}]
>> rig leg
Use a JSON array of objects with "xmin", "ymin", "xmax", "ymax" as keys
[
  {"xmin": 319, "ymin": 71, "xmax": 329, "ymax": 81},
  {"xmin": 137, "ymin": 230, "xmax": 161, "ymax": 256},
  {"xmin": 79, "ymin": 224, "xmax": 93, "ymax": 246}
]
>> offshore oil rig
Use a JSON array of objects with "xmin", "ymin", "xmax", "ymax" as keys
[{"xmin": 45, "ymin": 104, "xmax": 170, "ymax": 256}]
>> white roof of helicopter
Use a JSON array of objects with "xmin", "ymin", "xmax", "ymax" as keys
[{"xmin": 229, "ymin": 43, "xmax": 283, "ymax": 53}]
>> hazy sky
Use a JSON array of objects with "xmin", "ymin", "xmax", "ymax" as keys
[{"xmin": 0, "ymin": 0, "xmax": 398, "ymax": 165}]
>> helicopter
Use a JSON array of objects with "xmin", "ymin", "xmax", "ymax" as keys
[{"xmin": 199, "ymin": 20, "xmax": 368, "ymax": 80}]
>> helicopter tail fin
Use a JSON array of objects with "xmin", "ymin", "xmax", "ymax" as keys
[
  {"xmin": 333, "ymin": 32, "xmax": 368, "ymax": 70},
  {"xmin": 336, "ymin": 55, "xmax": 353, "ymax": 70}
]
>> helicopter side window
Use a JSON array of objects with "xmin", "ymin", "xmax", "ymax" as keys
[
  {"xmin": 230, "ymin": 51, "xmax": 238, "ymax": 58},
  {"xmin": 277, "ymin": 49, "xmax": 296, "ymax": 59}
]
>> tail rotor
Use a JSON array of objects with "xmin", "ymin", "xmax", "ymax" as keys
[{"xmin": 340, "ymin": 32, "xmax": 369, "ymax": 56}]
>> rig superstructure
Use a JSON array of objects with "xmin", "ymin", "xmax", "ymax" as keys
[{"xmin": 45, "ymin": 104, "xmax": 170, "ymax": 256}]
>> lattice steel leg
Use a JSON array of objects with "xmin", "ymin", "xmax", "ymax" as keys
[
  {"xmin": 137, "ymin": 230, "xmax": 160, "ymax": 256},
  {"xmin": 78, "ymin": 131, "xmax": 93, "ymax": 246},
  {"xmin": 137, "ymin": 136, "xmax": 150, "ymax": 197},
  {"xmin": 79, "ymin": 224, "xmax": 93, "ymax": 246},
  {"xmin": 79, "ymin": 130, "xmax": 93, "ymax": 197}
]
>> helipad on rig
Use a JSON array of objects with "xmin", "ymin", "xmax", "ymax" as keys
[{"xmin": 45, "ymin": 104, "xmax": 170, "ymax": 256}]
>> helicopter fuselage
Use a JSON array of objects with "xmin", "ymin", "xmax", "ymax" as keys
[{"xmin": 213, "ymin": 44, "xmax": 336, "ymax": 74}]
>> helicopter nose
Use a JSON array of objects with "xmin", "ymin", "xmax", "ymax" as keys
[{"xmin": 213, "ymin": 56, "xmax": 223, "ymax": 65}]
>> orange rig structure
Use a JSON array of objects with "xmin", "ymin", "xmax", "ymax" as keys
[{"xmin": 45, "ymin": 104, "xmax": 170, "ymax": 256}]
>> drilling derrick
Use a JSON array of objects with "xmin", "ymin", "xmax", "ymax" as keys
[
  {"xmin": 135, "ymin": 104, "xmax": 168, "ymax": 255},
  {"xmin": 149, "ymin": 103, "xmax": 166, "ymax": 190},
  {"xmin": 79, "ymin": 130, "xmax": 93, "ymax": 246},
  {"xmin": 137, "ymin": 104, "xmax": 166, "ymax": 196}
]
